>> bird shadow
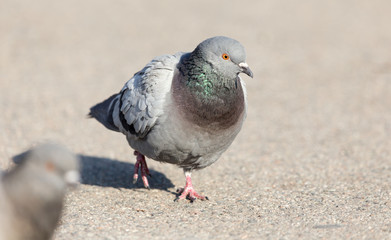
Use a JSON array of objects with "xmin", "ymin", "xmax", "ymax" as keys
[{"xmin": 78, "ymin": 155, "xmax": 175, "ymax": 192}]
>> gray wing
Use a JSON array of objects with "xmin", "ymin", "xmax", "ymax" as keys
[{"xmin": 112, "ymin": 53, "xmax": 183, "ymax": 138}]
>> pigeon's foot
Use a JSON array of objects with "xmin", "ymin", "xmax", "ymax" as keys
[
  {"xmin": 176, "ymin": 172, "xmax": 208, "ymax": 202},
  {"xmin": 133, "ymin": 151, "xmax": 151, "ymax": 189}
]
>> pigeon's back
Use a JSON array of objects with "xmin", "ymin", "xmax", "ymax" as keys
[{"xmin": 89, "ymin": 53, "xmax": 183, "ymax": 139}]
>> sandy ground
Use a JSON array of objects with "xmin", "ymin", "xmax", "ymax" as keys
[{"xmin": 1, "ymin": 0, "xmax": 391, "ymax": 239}]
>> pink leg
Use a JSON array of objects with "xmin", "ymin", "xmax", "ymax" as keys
[
  {"xmin": 133, "ymin": 151, "xmax": 151, "ymax": 189},
  {"xmin": 176, "ymin": 171, "xmax": 208, "ymax": 201}
]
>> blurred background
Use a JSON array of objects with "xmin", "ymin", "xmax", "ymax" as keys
[{"xmin": 1, "ymin": 0, "xmax": 391, "ymax": 239}]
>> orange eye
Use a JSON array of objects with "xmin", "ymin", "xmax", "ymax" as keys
[
  {"xmin": 222, "ymin": 53, "xmax": 230, "ymax": 60},
  {"xmin": 45, "ymin": 162, "xmax": 55, "ymax": 172}
]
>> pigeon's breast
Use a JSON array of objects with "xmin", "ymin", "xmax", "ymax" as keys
[
  {"xmin": 145, "ymin": 104, "xmax": 245, "ymax": 170},
  {"xmin": 152, "ymin": 77, "xmax": 246, "ymax": 169},
  {"xmin": 126, "ymin": 72, "xmax": 246, "ymax": 170},
  {"xmin": 126, "ymin": 87, "xmax": 246, "ymax": 170}
]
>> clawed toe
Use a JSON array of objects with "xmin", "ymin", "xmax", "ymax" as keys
[
  {"xmin": 175, "ymin": 171, "xmax": 208, "ymax": 202},
  {"xmin": 175, "ymin": 187, "xmax": 208, "ymax": 202}
]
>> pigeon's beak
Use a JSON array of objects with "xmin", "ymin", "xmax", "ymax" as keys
[
  {"xmin": 65, "ymin": 170, "xmax": 80, "ymax": 186},
  {"xmin": 239, "ymin": 62, "xmax": 253, "ymax": 78}
]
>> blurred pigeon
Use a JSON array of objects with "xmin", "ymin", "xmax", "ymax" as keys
[
  {"xmin": 89, "ymin": 36, "xmax": 252, "ymax": 201},
  {"xmin": 0, "ymin": 143, "xmax": 80, "ymax": 240}
]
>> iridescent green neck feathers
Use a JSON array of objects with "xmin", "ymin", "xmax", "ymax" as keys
[{"xmin": 179, "ymin": 53, "xmax": 237, "ymax": 99}]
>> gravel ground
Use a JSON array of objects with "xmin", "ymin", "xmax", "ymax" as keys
[{"xmin": 1, "ymin": 0, "xmax": 391, "ymax": 239}]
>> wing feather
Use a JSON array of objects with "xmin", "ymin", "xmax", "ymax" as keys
[{"xmin": 116, "ymin": 53, "xmax": 182, "ymax": 138}]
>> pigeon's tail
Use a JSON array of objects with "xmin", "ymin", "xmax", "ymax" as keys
[{"xmin": 88, "ymin": 94, "xmax": 120, "ymax": 132}]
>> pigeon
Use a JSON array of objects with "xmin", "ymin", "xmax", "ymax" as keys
[
  {"xmin": 0, "ymin": 143, "xmax": 80, "ymax": 240},
  {"xmin": 89, "ymin": 36, "xmax": 253, "ymax": 201}
]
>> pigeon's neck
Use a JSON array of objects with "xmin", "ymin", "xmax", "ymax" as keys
[
  {"xmin": 184, "ymin": 59, "xmax": 218, "ymax": 97},
  {"xmin": 179, "ymin": 52, "xmax": 238, "ymax": 97},
  {"xmin": 173, "ymin": 53, "xmax": 245, "ymax": 129}
]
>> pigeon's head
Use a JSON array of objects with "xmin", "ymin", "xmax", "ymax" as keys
[
  {"xmin": 195, "ymin": 36, "xmax": 253, "ymax": 79},
  {"xmin": 13, "ymin": 143, "xmax": 80, "ymax": 187}
]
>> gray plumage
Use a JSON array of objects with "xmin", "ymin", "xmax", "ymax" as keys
[
  {"xmin": 0, "ymin": 143, "xmax": 80, "ymax": 240},
  {"xmin": 89, "ymin": 36, "xmax": 252, "ymax": 199}
]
